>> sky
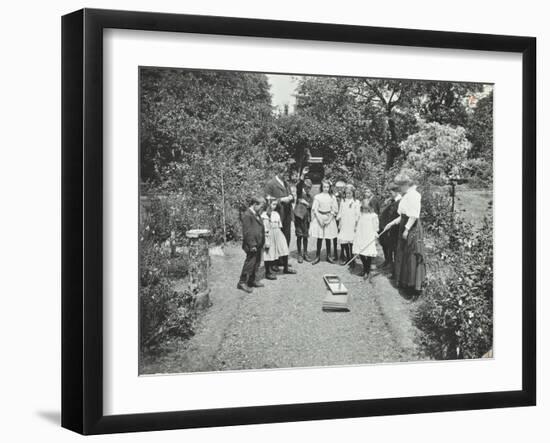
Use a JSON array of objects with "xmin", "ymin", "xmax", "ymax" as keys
[
  {"xmin": 266, "ymin": 74, "xmax": 298, "ymax": 113},
  {"xmin": 265, "ymin": 74, "xmax": 492, "ymax": 112}
]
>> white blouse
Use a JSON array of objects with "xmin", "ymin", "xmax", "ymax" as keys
[
  {"xmin": 262, "ymin": 211, "xmax": 282, "ymax": 228},
  {"xmin": 312, "ymin": 192, "xmax": 338, "ymax": 214},
  {"xmin": 397, "ymin": 186, "xmax": 421, "ymax": 219}
]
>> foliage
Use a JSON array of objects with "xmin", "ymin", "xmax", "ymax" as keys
[
  {"xmin": 420, "ymin": 185, "xmax": 453, "ymax": 237},
  {"xmin": 295, "ymin": 76, "xmax": 419, "ymax": 171},
  {"xmin": 416, "ymin": 81, "xmax": 483, "ymax": 127},
  {"xmin": 463, "ymin": 157, "xmax": 493, "ymax": 188},
  {"xmin": 291, "ymin": 77, "xmax": 367, "ymax": 170},
  {"xmin": 140, "ymin": 69, "xmax": 286, "ymax": 182},
  {"xmin": 139, "ymin": 238, "xmax": 195, "ymax": 350},
  {"xmin": 346, "ymin": 144, "xmax": 392, "ymax": 196},
  {"xmin": 415, "ymin": 216, "xmax": 493, "ymax": 359},
  {"xmin": 400, "ymin": 121, "xmax": 472, "ymax": 186},
  {"xmin": 140, "ymin": 68, "xmax": 288, "ymax": 243},
  {"xmin": 467, "ymin": 90, "xmax": 493, "ymax": 161},
  {"xmin": 294, "ymin": 77, "xmax": 485, "ymax": 173}
]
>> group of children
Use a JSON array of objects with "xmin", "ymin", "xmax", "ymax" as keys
[
  {"xmin": 237, "ymin": 170, "xmax": 404, "ymax": 293},
  {"xmin": 299, "ymin": 178, "xmax": 386, "ymax": 280}
]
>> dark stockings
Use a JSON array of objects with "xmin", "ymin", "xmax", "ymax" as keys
[
  {"xmin": 315, "ymin": 238, "xmax": 322, "ymax": 256},
  {"xmin": 341, "ymin": 244, "xmax": 351, "ymax": 262},
  {"xmin": 296, "ymin": 237, "xmax": 309, "ymax": 256},
  {"xmin": 359, "ymin": 255, "xmax": 373, "ymax": 276},
  {"xmin": 315, "ymin": 238, "xmax": 332, "ymax": 257},
  {"xmin": 281, "ymin": 255, "xmax": 290, "ymax": 272}
]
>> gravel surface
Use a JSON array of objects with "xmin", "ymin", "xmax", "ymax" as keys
[{"xmin": 141, "ymin": 242, "xmax": 423, "ymax": 375}]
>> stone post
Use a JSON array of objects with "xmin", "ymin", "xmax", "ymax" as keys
[{"xmin": 185, "ymin": 229, "xmax": 212, "ymax": 310}]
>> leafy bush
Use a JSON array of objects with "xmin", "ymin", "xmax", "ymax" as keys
[
  {"xmin": 400, "ymin": 121, "xmax": 472, "ymax": 186},
  {"xmin": 415, "ymin": 216, "xmax": 493, "ymax": 359},
  {"xmin": 140, "ymin": 68, "xmax": 289, "ymax": 245},
  {"xmin": 463, "ymin": 157, "xmax": 493, "ymax": 188},
  {"xmin": 467, "ymin": 90, "xmax": 493, "ymax": 161},
  {"xmin": 420, "ymin": 186, "xmax": 453, "ymax": 236},
  {"xmin": 139, "ymin": 239, "xmax": 195, "ymax": 350}
]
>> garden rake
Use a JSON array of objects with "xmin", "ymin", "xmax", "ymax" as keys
[{"xmin": 344, "ymin": 224, "xmax": 391, "ymax": 267}]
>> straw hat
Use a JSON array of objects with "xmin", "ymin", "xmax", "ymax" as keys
[{"xmin": 394, "ymin": 169, "xmax": 416, "ymax": 186}]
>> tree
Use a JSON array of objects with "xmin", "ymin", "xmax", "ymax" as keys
[
  {"xmin": 140, "ymin": 68, "xmax": 287, "ymax": 242},
  {"xmin": 294, "ymin": 76, "xmax": 366, "ymax": 167},
  {"xmin": 467, "ymin": 89, "xmax": 493, "ymax": 160},
  {"xmin": 345, "ymin": 79, "xmax": 421, "ymax": 169},
  {"xmin": 294, "ymin": 77, "xmax": 416, "ymax": 174},
  {"xmin": 416, "ymin": 81, "xmax": 484, "ymax": 127},
  {"xmin": 274, "ymin": 113, "xmax": 323, "ymax": 177},
  {"xmin": 400, "ymin": 121, "xmax": 472, "ymax": 185},
  {"xmin": 140, "ymin": 68, "xmax": 285, "ymax": 184}
]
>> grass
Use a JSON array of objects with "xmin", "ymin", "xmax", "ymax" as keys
[{"xmin": 454, "ymin": 185, "xmax": 492, "ymax": 227}]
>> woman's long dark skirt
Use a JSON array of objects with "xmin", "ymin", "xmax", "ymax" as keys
[{"xmin": 394, "ymin": 215, "xmax": 426, "ymax": 291}]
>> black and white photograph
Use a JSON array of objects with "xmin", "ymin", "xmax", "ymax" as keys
[
  {"xmin": 1, "ymin": 0, "xmax": 545, "ymax": 438},
  {"xmin": 138, "ymin": 67, "xmax": 494, "ymax": 374}
]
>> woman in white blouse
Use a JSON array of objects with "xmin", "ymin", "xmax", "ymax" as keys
[{"xmin": 383, "ymin": 172, "xmax": 426, "ymax": 292}]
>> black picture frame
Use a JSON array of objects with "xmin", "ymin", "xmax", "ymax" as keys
[{"xmin": 62, "ymin": 8, "xmax": 536, "ymax": 435}]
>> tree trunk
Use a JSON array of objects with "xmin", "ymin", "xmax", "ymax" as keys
[{"xmin": 385, "ymin": 111, "xmax": 400, "ymax": 170}]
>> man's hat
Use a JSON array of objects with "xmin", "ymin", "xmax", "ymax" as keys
[{"xmin": 303, "ymin": 179, "xmax": 313, "ymax": 188}]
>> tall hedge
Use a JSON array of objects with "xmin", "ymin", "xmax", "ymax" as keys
[{"xmin": 140, "ymin": 68, "xmax": 288, "ymax": 242}]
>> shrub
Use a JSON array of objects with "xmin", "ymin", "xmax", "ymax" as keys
[
  {"xmin": 140, "ymin": 68, "xmax": 289, "ymax": 245},
  {"xmin": 463, "ymin": 157, "xmax": 493, "ymax": 188},
  {"xmin": 415, "ymin": 216, "xmax": 493, "ymax": 359},
  {"xmin": 420, "ymin": 185, "xmax": 453, "ymax": 237},
  {"xmin": 139, "ymin": 239, "xmax": 196, "ymax": 350},
  {"xmin": 349, "ymin": 144, "xmax": 389, "ymax": 197},
  {"xmin": 400, "ymin": 121, "xmax": 472, "ymax": 186},
  {"xmin": 141, "ymin": 191, "xmax": 243, "ymax": 246},
  {"xmin": 420, "ymin": 185, "xmax": 481, "ymax": 250}
]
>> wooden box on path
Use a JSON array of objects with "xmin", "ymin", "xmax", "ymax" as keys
[{"xmin": 322, "ymin": 274, "xmax": 350, "ymax": 311}]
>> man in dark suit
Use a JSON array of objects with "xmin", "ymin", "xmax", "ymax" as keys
[
  {"xmin": 378, "ymin": 184, "xmax": 402, "ymax": 269},
  {"xmin": 237, "ymin": 196, "xmax": 266, "ymax": 293},
  {"xmin": 265, "ymin": 172, "xmax": 294, "ymax": 247}
]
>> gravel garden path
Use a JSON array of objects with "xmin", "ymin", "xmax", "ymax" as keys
[{"xmin": 141, "ymin": 240, "xmax": 424, "ymax": 375}]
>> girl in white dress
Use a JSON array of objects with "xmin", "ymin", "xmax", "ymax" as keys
[
  {"xmin": 337, "ymin": 185, "xmax": 360, "ymax": 265},
  {"xmin": 310, "ymin": 180, "xmax": 339, "ymax": 264},
  {"xmin": 262, "ymin": 198, "xmax": 295, "ymax": 278},
  {"xmin": 353, "ymin": 199, "xmax": 379, "ymax": 279}
]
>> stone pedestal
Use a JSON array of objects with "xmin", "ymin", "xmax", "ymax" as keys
[{"xmin": 186, "ymin": 229, "xmax": 212, "ymax": 310}]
